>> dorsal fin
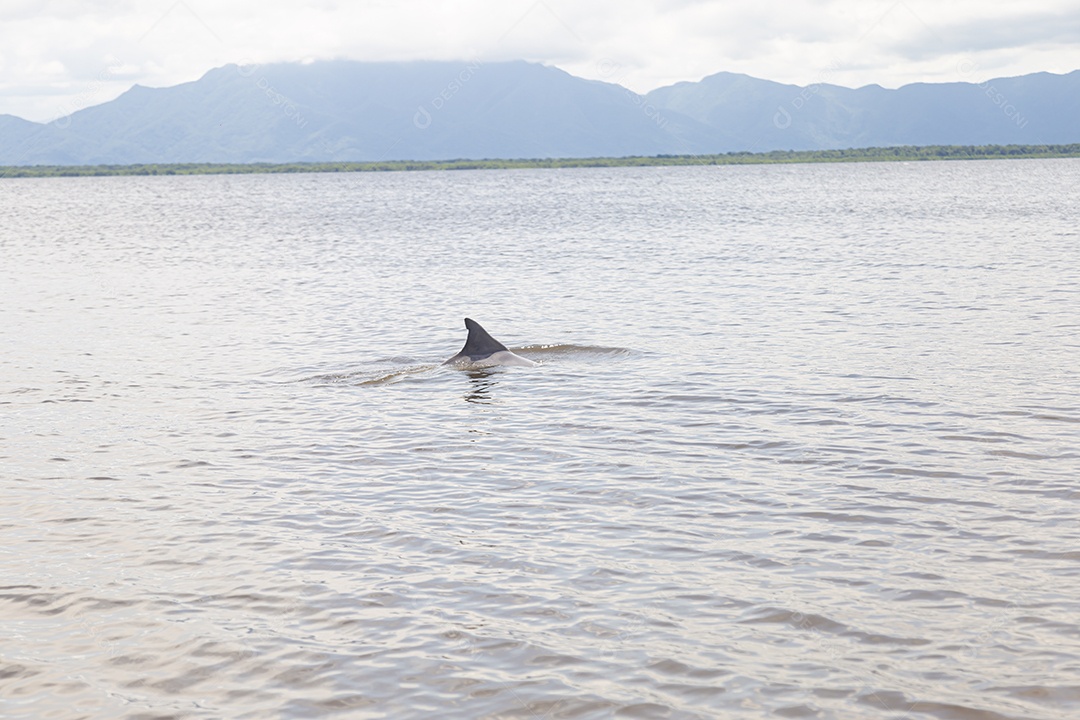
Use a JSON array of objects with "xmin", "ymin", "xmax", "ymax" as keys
[{"xmin": 459, "ymin": 318, "xmax": 509, "ymax": 358}]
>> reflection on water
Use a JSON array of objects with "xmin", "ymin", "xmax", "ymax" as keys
[
  {"xmin": 2, "ymin": 160, "xmax": 1079, "ymax": 720},
  {"xmin": 463, "ymin": 369, "xmax": 499, "ymax": 404}
]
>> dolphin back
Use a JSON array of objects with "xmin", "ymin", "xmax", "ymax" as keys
[{"xmin": 445, "ymin": 318, "xmax": 538, "ymax": 367}]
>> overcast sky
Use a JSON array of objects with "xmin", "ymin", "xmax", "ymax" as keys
[{"xmin": 2, "ymin": 0, "xmax": 1078, "ymax": 122}]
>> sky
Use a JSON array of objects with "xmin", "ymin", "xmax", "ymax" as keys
[{"xmin": 1, "ymin": 0, "xmax": 1078, "ymax": 123}]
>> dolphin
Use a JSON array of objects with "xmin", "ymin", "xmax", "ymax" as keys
[{"xmin": 444, "ymin": 318, "xmax": 537, "ymax": 368}]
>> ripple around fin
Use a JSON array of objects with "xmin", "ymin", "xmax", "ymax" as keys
[
  {"xmin": 303, "ymin": 364, "xmax": 441, "ymax": 386},
  {"xmin": 514, "ymin": 344, "xmax": 636, "ymax": 362},
  {"xmin": 289, "ymin": 344, "xmax": 634, "ymax": 387}
]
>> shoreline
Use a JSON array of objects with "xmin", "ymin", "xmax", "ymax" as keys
[{"xmin": 2, "ymin": 143, "xmax": 1079, "ymax": 178}]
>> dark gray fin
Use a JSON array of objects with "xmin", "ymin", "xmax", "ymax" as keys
[{"xmin": 459, "ymin": 318, "xmax": 508, "ymax": 358}]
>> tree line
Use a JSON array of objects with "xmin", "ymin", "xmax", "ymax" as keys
[{"xmin": 3, "ymin": 144, "xmax": 1079, "ymax": 178}]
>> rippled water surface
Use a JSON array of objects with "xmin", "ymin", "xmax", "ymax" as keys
[{"xmin": 2, "ymin": 160, "xmax": 1079, "ymax": 719}]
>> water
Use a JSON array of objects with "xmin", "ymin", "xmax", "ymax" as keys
[{"xmin": 1, "ymin": 160, "xmax": 1078, "ymax": 719}]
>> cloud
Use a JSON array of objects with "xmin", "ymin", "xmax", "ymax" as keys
[
  {"xmin": 890, "ymin": 8, "xmax": 1080, "ymax": 59},
  {"xmin": 1, "ymin": 0, "xmax": 1078, "ymax": 121}
]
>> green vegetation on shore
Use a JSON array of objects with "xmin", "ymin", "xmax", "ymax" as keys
[{"xmin": 3, "ymin": 144, "xmax": 1079, "ymax": 178}]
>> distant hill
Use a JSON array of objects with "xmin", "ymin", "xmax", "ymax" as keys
[
  {"xmin": 1, "ymin": 60, "xmax": 1078, "ymax": 165},
  {"xmin": 647, "ymin": 70, "xmax": 1080, "ymax": 152}
]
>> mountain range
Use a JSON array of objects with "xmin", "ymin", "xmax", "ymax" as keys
[{"xmin": 2, "ymin": 60, "xmax": 1078, "ymax": 166}]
